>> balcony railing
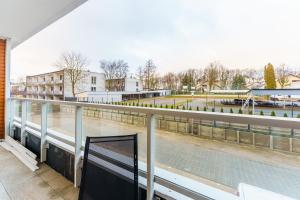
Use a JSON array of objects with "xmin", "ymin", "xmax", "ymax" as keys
[{"xmin": 8, "ymin": 97, "xmax": 300, "ymax": 200}]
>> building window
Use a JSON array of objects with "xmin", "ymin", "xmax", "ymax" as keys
[
  {"xmin": 51, "ymin": 87, "xmax": 54, "ymax": 92},
  {"xmin": 51, "ymin": 77, "xmax": 54, "ymax": 81},
  {"xmin": 91, "ymin": 76, "xmax": 96, "ymax": 84},
  {"xmin": 60, "ymin": 86, "xmax": 63, "ymax": 91},
  {"xmin": 60, "ymin": 75, "xmax": 63, "ymax": 80},
  {"xmin": 91, "ymin": 87, "xmax": 96, "ymax": 92},
  {"xmin": 136, "ymin": 82, "xmax": 139, "ymax": 87},
  {"xmin": 43, "ymin": 77, "xmax": 45, "ymax": 82}
]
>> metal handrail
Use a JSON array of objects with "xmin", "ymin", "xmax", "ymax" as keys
[{"xmin": 10, "ymin": 97, "xmax": 300, "ymax": 129}]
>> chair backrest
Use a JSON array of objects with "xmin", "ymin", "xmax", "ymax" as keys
[{"xmin": 79, "ymin": 134, "xmax": 138, "ymax": 200}]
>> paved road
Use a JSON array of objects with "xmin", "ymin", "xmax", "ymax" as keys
[{"xmin": 28, "ymin": 112, "xmax": 300, "ymax": 199}]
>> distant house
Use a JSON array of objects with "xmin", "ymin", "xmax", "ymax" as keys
[
  {"xmin": 11, "ymin": 82, "xmax": 26, "ymax": 98},
  {"xmin": 276, "ymin": 74, "xmax": 300, "ymax": 89}
]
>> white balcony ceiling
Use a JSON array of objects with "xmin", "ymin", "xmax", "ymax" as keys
[{"xmin": 0, "ymin": 0, "xmax": 87, "ymax": 48}]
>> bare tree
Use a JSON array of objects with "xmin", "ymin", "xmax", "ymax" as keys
[
  {"xmin": 100, "ymin": 60, "xmax": 129, "ymax": 90},
  {"xmin": 143, "ymin": 60, "xmax": 157, "ymax": 90},
  {"xmin": 162, "ymin": 72, "xmax": 177, "ymax": 90},
  {"xmin": 277, "ymin": 64, "xmax": 289, "ymax": 88},
  {"xmin": 55, "ymin": 51, "xmax": 89, "ymax": 97},
  {"xmin": 204, "ymin": 62, "xmax": 219, "ymax": 91},
  {"xmin": 136, "ymin": 66, "xmax": 144, "ymax": 88},
  {"xmin": 218, "ymin": 65, "xmax": 230, "ymax": 89}
]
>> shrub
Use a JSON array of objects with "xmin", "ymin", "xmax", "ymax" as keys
[
  {"xmin": 141, "ymin": 103, "xmax": 144, "ymax": 107},
  {"xmin": 230, "ymin": 108, "xmax": 233, "ymax": 113},
  {"xmin": 220, "ymin": 107, "xmax": 224, "ymax": 113},
  {"xmin": 189, "ymin": 106, "xmax": 192, "ymax": 110},
  {"xmin": 211, "ymin": 108, "xmax": 215, "ymax": 112},
  {"xmin": 182, "ymin": 105, "xmax": 186, "ymax": 110},
  {"xmin": 203, "ymin": 106, "xmax": 207, "ymax": 111},
  {"xmin": 196, "ymin": 106, "xmax": 199, "ymax": 111},
  {"xmin": 154, "ymin": 104, "xmax": 157, "ymax": 108},
  {"xmin": 160, "ymin": 104, "xmax": 163, "ymax": 108},
  {"xmin": 248, "ymin": 110, "xmax": 253, "ymax": 115},
  {"xmin": 270, "ymin": 111, "xmax": 276, "ymax": 116},
  {"xmin": 297, "ymin": 114, "xmax": 300, "ymax": 118},
  {"xmin": 176, "ymin": 106, "xmax": 179, "ymax": 109},
  {"xmin": 144, "ymin": 104, "xmax": 148, "ymax": 107},
  {"xmin": 150, "ymin": 104, "xmax": 153, "ymax": 107},
  {"xmin": 171, "ymin": 105, "xmax": 174, "ymax": 109},
  {"xmin": 165, "ymin": 104, "xmax": 168, "ymax": 109},
  {"xmin": 133, "ymin": 102, "xmax": 135, "ymax": 106},
  {"xmin": 283, "ymin": 113, "xmax": 288, "ymax": 117},
  {"xmin": 260, "ymin": 110, "xmax": 264, "ymax": 115},
  {"xmin": 136, "ymin": 103, "xmax": 139, "ymax": 106},
  {"xmin": 238, "ymin": 108, "xmax": 243, "ymax": 114}
]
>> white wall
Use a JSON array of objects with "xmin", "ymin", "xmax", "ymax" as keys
[
  {"xmin": 63, "ymin": 71, "xmax": 105, "ymax": 98},
  {"xmin": 77, "ymin": 92, "xmax": 122, "ymax": 103},
  {"xmin": 125, "ymin": 78, "xmax": 142, "ymax": 92}
]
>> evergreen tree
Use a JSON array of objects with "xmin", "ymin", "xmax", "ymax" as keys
[
  {"xmin": 248, "ymin": 110, "xmax": 253, "ymax": 115},
  {"xmin": 264, "ymin": 63, "xmax": 276, "ymax": 89},
  {"xmin": 196, "ymin": 106, "xmax": 199, "ymax": 111},
  {"xmin": 189, "ymin": 106, "xmax": 192, "ymax": 110},
  {"xmin": 238, "ymin": 108, "xmax": 243, "ymax": 114},
  {"xmin": 230, "ymin": 108, "xmax": 234, "ymax": 113},
  {"xmin": 220, "ymin": 107, "xmax": 224, "ymax": 113},
  {"xmin": 270, "ymin": 111, "xmax": 276, "ymax": 116},
  {"xmin": 203, "ymin": 106, "xmax": 207, "ymax": 111},
  {"xmin": 260, "ymin": 110, "xmax": 264, "ymax": 115},
  {"xmin": 182, "ymin": 105, "xmax": 186, "ymax": 110},
  {"xmin": 231, "ymin": 74, "xmax": 246, "ymax": 90}
]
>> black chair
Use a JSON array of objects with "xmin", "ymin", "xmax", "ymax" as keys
[{"xmin": 79, "ymin": 134, "xmax": 138, "ymax": 200}]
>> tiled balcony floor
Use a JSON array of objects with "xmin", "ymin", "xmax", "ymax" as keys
[{"xmin": 0, "ymin": 146, "xmax": 78, "ymax": 200}]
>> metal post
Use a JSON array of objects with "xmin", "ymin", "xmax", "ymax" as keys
[
  {"xmin": 9, "ymin": 99, "xmax": 15, "ymax": 138},
  {"xmin": 21, "ymin": 100, "xmax": 27, "ymax": 145},
  {"xmin": 291, "ymin": 101, "xmax": 294, "ymax": 118},
  {"xmin": 74, "ymin": 106, "xmax": 83, "ymax": 187},
  {"xmin": 40, "ymin": 103, "xmax": 48, "ymax": 162},
  {"xmin": 252, "ymin": 96, "xmax": 255, "ymax": 114},
  {"xmin": 146, "ymin": 114, "xmax": 155, "ymax": 200}
]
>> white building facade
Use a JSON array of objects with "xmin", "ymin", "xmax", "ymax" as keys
[{"xmin": 26, "ymin": 69, "xmax": 105, "ymax": 100}]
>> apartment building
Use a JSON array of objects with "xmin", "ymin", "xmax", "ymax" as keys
[{"xmin": 26, "ymin": 69, "xmax": 105, "ymax": 100}]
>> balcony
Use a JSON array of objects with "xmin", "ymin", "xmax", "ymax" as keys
[
  {"xmin": 0, "ymin": 147, "xmax": 78, "ymax": 199},
  {"xmin": 7, "ymin": 98, "xmax": 300, "ymax": 200}
]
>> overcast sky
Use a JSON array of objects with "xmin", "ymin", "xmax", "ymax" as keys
[{"xmin": 11, "ymin": 0, "xmax": 300, "ymax": 79}]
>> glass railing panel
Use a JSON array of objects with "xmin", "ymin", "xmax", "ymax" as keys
[
  {"xmin": 47, "ymin": 104, "xmax": 75, "ymax": 137},
  {"xmin": 154, "ymin": 113, "xmax": 300, "ymax": 199},
  {"xmin": 26, "ymin": 102, "xmax": 41, "ymax": 125},
  {"xmin": 14, "ymin": 100, "xmax": 22, "ymax": 118},
  {"xmin": 82, "ymin": 106, "xmax": 147, "ymax": 163}
]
